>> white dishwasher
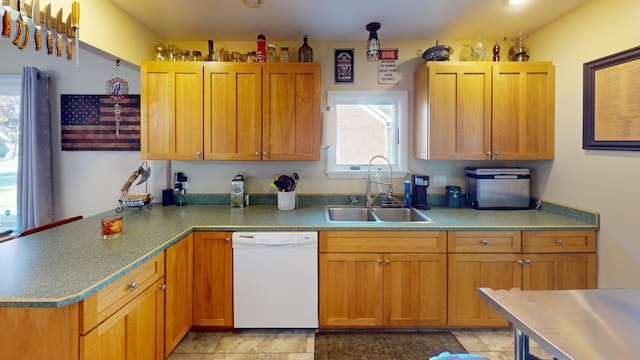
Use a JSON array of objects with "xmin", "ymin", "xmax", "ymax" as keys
[{"xmin": 232, "ymin": 232, "xmax": 318, "ymax": 328}]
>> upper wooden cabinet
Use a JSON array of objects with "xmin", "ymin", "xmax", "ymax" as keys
[
  {"xmin": 414, "ymin": 61, "xmax": 555, "ymax": 160},
  {"xmin": 141, "ymin": 62, "xmax": 204, "ymax": 160},
  {"xmin": 141, "ymin": 61, "xmax": 321, "ymax": 161}
]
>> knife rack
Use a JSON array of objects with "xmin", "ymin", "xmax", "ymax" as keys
[{"xmin": 5, "ymin": 3, "xmax": 74, "ymax": 38}]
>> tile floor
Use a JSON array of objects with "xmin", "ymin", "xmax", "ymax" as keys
[{"xmin": 167, "ymin": 328, "xmax": 554, "ymax": 360}]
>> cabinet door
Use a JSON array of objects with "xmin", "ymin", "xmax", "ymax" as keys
[
  {"xmin": 262, "ymin": 63, "xmax": 321, "ymax": 161},
  {"xmin": 204, "ymin": 63, "xmax": 262, "ymax": 160},
  {"xmin": 193, "ymin": 232, "xmax": 233, "ymax": 327},
  {"xmin": 448, "ymin": 253, "xmax": 521, "ymax": 327},
  {"xmin": 141, "ymin": 62, "xmax": 204, "ymax": 160},
  {"xmin": 384, "ymin": 253, "xmax": 447, "ymax": 326},
  {"xmin": 164, "ymin": 234, "xmax": 193, "ymax": 357},
  {"xmin": 80, "ymin": 278, "xmax": 165, "ymax": 360},
  {"xmin": 522, "ymin": 253, "xmax": 597, "ymax": 290},
  {"xmin": 414, "ymin": 62, "xmax": 492, "ymax": 160},
  {"xmin": 319, "ymin": 253, "xmax": 383, "ymax": 327},
  {"xmin": 492, "ymin": 62, "xmax": 555, "ymax": 160}
]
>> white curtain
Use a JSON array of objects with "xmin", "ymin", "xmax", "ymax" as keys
[{"xmin": 17, "ymin": 67, "xmax": 54, "ymax": 232}]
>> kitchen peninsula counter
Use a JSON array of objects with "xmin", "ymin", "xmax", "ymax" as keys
[{"xmin": 0, "ymin": 202, "xmax": 598, "ymax": 307}]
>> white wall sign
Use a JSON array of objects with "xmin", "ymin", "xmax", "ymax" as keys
[{"xmin": 378, "ymin": 48, "xmax": 399, "ymax": 84}]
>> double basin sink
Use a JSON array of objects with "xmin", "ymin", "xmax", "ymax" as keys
[{"xmin": 326, "ymin": 206, "xmax": 434, "ymax": 223}]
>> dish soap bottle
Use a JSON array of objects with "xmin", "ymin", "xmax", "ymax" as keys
[
  {"xmin": 298, "ymin": 35, "xmax": 313, "ymax": 62},
  {"xmin": 404, "ymin": 180, "xmax": 411, "ymax": 208}
]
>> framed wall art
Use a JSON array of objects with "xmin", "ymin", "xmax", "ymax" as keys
[
  {"xmin": 583, "ymin": 45, "xmax": 640, "ymax": 150},
  {"xmin": 61, "ymin": 94, "xmax": 140, "ymax": 151}
]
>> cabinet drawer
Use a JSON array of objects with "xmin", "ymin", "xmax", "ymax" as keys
[
  {"xmin": 448, "ymin": 231, "xmax": 521, "ymax": 253},
  {"xmin": 522, "ymin": 231, "xmax": 596, "ymax": 253},
  {"xmin": 79, "ymin": 252, "xmax": 165, "ymax": 334},
  {"xmin": 319, "ymin": 231, "xmax": 446, "ymax": 253}
]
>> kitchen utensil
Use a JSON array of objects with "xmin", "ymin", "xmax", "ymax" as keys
[
  {"xmin": 421, "ymin": 41, "xmax": 453, "ymax": 61},
  {"xmin": 66, "ymin": 12, "xmax": 73, "ymax": 60},
  {"xmin": 273, "ymin": 179, "xmax": 289, "ymax": 192},
  {"xmin": 269, "ymin": 181, "xmax": 279, "ymax": 191},
  {"xmin": 43, "ymin": 2, "xmax": 52, "ymax": 54},
  {"xmin": 278, "ymin": 175, "xmax": 293, "ymax": 192},
  {"xmin": 54, "ymin": 8, "xmax": 62, "ymax": 56},
  {"xmin": 32, "ymin": 0, "xmax": 41, "ymax": 51},
  {"xmin": 13, "ymin": 0, "xmax": 28, "ymax": 49},
  {"xmin": 2, "ymin": 0, "xmax": 11, "ymax": 39},
  {"xmin": 291, "ymin": 172, "xmax": 299, "ymax": 190}
]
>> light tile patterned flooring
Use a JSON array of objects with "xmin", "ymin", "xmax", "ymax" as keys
[{"xmin": 167, "ymin": 328, "xmax": 554, "ymax": 360}]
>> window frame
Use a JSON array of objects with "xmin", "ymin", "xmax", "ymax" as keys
[{"xmin": 325, "ymin": 90, "xmax": 408, "ymax": 179}]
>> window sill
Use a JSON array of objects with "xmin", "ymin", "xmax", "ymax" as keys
[{"xmin": 325, "ymin": 169, "xmax": 409, "ymax": 179}]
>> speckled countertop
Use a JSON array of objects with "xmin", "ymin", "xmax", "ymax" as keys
[{"xmin": 0, "ymin": 200, "xmax": 598, "ymax": 308}]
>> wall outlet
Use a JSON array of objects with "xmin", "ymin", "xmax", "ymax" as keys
[{"xmin": 433, "ymin": 175, "xmax": 447, "ymax": 188}]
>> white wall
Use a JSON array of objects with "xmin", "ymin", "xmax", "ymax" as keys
[
  {"xmin": 5, "ymin": 0, "xmax": 635, "ymax": 289},
  {"xmin": 527, "ymin": 0, "xmax": 640, "ymax": 288},
  {"xmin": 0, "ymin": 39, "xmax": 169, "ymax": 219}
]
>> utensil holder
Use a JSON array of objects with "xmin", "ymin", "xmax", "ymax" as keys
[{"xmin": 277, "ymin": 190, "xmax": 296, "ymax": 210}]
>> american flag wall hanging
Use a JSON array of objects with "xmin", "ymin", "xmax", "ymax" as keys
[{"xmin": 61, "ymin": 94, "xmax": 141, "ymax": 151}]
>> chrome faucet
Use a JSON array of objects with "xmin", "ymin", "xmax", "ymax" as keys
[{"xmin": 366, "ymin": 155, "xmax": 394, "ymax": 207}]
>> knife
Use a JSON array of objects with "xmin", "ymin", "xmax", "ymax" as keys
[
  {"xmin": 32, "ymin": 0, "xmax": 41, "ymax": 51},
  {"xmin": 43, "ymin": 2, "xmax": 51, "ymax": 54},
  {"xmin": 66, "ymin": 12, "xmax": 73, "ymax": 60},
  {"xmin": 12, "ymin": 0, "xmax": 23, "ymax": 46},
  {"xmin": 54, "ymin": 8, "xmax": 62, "ymax": 56},
  {"xmin": 2, "ymin": 0, "xmax": 11, "ymax": 38}
]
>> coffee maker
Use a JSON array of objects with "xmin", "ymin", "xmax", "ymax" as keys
[{"xmin": 411, "ymin": 174, "xmax": 430, "ymax": 210}]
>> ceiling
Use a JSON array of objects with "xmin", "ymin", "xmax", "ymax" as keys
[{"xmin": 110, "ymin": 0, "xmax": 590, "ymax": 42}]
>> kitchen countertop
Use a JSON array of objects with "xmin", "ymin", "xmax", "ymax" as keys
[{"xmin": 0, "ymin": 201, "xmax": 598, "ymax": 308}]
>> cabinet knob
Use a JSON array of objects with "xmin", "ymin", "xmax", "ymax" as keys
[
  {"xmin": 481, "ymin": 240, "xmax": 489, "ymax": 245},
  {"xmin": 517, "ymin": 260, "xmax": 524, "ymax": 265},
  {"xmin": 377, "ymin": 258, "xmax": 382, "ymax": 265},
  {"xmin": 263, "ymin": 151, "xmax": 268, "ymax": 156},
  {"xmin": 556, "ymin": 239, "xmax": 564, "ymax": 245},
  {"xmin": 494, "ymin": 151, "xmax": 500, "ymax": 158},
  {"xmin": 524, "ymin": 259, "xmax": 532, "ymax": 264},
  {"xmin": 485, "ymin": 151, "xmax": 492, "ymax": 157},
  {"xmin": 385, "ymin": 259, "xmax": 390, "ymax": 265},
  {"xmin": 196, "ymin": 151, "xmax": 201, "ymax": 159},
  {"xmin": 160, "ymin": 284, "xmax": 167, "ymax": 291},
  {"xmin": 128, "ymin": 281, "xmax": 138, "ymax": 289},
  {"xmin": 225, "ymin": 237, "xmax": 231, "ymax": 242}
]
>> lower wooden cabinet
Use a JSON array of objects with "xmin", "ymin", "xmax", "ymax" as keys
[
  {"xmin": 164, "ymin": 234, "xmax": 194, "ymax": 356},
  {"xmin": 447, "ymin": 230, "xmax": 597, "ymax": 327},
  {"xmin": 193, "ymin": 231, "xmax": 233, "ymax": 327},
  {"xmin": 80, "ymin": 278, "xmax": 165, "ymax": 360},
  {"xmin": 319, "ymin": 231, "xmax": 447, "ymax": 328}
]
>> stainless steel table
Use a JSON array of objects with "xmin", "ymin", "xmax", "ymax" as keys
[{"xmin": 478, "ymin": 287, "xmax": 640, "ymax": 360}]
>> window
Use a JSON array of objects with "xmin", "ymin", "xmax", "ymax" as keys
[
  {"xmin": 0, "ymin": 74, "xmax": 20, "ymax": 231},
  {"xmin": 326, "ymin": 90, "xmax": 408, "ymax": 178}
]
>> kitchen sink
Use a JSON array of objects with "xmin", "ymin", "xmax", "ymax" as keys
[
  {"xmin": 371, "ymin": 207, "xmax": 434, "ymax": 223},
  {"xmin": 325, "ymin": 206, "xmax": 434, "ymax": 223},
  {"xmin": 326, "ymin": 206, "xmax": 377, "ymax": 222}
]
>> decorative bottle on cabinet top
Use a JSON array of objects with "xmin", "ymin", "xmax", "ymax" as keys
[
  {"xmin": 257, "ymin": 34, "xmax": 266, "ymax": 63},
  {"xmin": 298, "ymin": 35, "xmax": 313, "ymax": 62}
]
